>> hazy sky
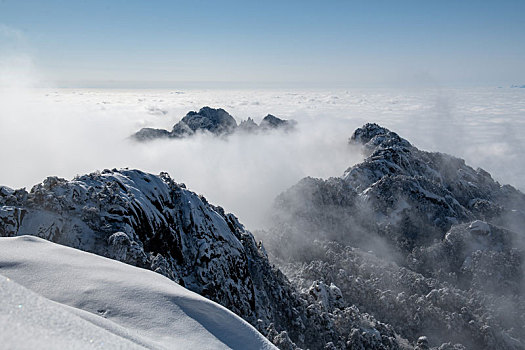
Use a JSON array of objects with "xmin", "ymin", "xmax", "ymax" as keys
[{"xmin": 1, "ymin": 0, "xmax": 524, "ymax": 88}]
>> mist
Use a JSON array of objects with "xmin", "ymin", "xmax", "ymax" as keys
[
  {"xmin": 1, "ymin": 83, "xmax": 524, "ymax": 231},
  {"xmin": 1, "ymin": 44, "xmax": 525, "ymax": 232},
  {"xmin": 0, "ymin": 87, "xmax": 362, "ymax": 229}
]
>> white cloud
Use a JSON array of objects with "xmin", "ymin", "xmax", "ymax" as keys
[{"xmin": 0, "ymin": 86, "xmax": 524, "ymax": 230}]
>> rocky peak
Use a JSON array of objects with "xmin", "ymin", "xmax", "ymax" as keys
[
  {"xmin": 132, "ymin": 107, "xmax": 296, "ymax": 141},
  {"xmin": 238, "ymin": 117, "xmax": 259, "ymax": 132},
  {"xmin": 272, "ymin": 122, "xmax": 525, "ymax": 256},
  {"xmin": 350, "ymin": 122, "xmax": 412, "ymax": 155},
  {"xmin": 175, "ymin": 106, "xmax": 238, "ymax": 136},
  {"xmin": 263, "ymin": 122, "xmax": 525, "ymax": 349}
]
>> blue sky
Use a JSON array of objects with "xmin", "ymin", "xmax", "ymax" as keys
[{"xmin": 1, "ymin": 0, "xmax": 524, "ymax": 87}]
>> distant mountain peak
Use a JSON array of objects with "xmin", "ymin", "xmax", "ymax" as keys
[
  {"xmin": 132, "ymin": 107, "xmax": 296, "ymax": 141},
  {"xmin": 350, "ymin": 122, "xmax": 412, "ymax": 155}
]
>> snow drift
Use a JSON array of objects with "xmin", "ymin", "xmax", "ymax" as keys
[{"xmin": 0, "ymin": 235, "xmax": 276, "ymax": 350}]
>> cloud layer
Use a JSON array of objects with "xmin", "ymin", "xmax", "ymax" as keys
[{"xmin": 1, "ymin": 87, "xmax": 524, "ymax": 230}]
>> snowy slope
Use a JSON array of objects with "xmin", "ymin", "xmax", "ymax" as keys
[
  {"xmin": 0, "ymin": 275, "xmax": 145, "ymax": 350},
  {"xmin": 0, "ymin": 235, "xmax": 276, "ymax": 350}
]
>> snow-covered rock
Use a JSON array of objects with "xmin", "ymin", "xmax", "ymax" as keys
[
  {"xmin": 0, "ymin": 169, "xmax": 276, "ymax": 329},
  {"xmin": 173, "ymin": 107, "xmax": 238, "ymax": 137},
  {"xmin": 261, "ymin": 123, "xmax": 525, "ymax": 350},
  {"xmin": 270, "ymin": 122, "xmax": 525, "ymax": 257}
]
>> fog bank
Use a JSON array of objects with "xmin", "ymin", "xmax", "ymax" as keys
[{"xmin": 1, "ymin": 87, "xmax": 524, "ymax": 229}]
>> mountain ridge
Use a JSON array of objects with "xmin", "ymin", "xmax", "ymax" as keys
[{"xmin": 133, "ymin": 107, "xmax": 296, "ymax": 141}]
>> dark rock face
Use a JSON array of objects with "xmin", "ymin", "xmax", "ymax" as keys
[
  {"xmin": 132, "ymin": 107, "xmax": 296, "ymax": 141},
  {"xmin": 0, "ymin": 168, "xmax": 404, "ymax": 350},
  {"xmin": 260, "ymin": 114, "xmax": 297, "ymax": 131},
  {"xmin": 133, "ymin": 127, "xmax": 171, "ymax": 140},
  {"xmin": 262, "ymin": 123, "xmax": 525, "ymax": 350}
]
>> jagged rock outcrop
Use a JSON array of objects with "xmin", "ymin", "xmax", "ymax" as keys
[
  {"xmin": 173, "ymin": 106, "xmax": 238, "ymax": 137},
  {"xmin": 0, "ymin": 168, "xmax": 405, "ymax": 349},
  {"xmin": 132, "ymin": 107, "xmax": 296, "ymax": 141},
  {"xmin": 261, "ymin": 123, "xmax": 525, "ymax": 349}
]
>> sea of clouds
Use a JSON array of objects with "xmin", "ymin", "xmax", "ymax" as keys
[{"xmin": 1, "ymin": 86, "xmax": 524, "ymax": 230}]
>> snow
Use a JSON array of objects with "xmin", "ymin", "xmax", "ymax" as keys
[
  {"xmin": 0, "ymin": 275, "xmax": 145, "ymax": 350},
  {"xmin": 468, "ymin": 220, "xmax": 491, "ymax": 235},
  {"xmin": 0, "ymin": 235, "xmax": 276, "ymax": 350}
]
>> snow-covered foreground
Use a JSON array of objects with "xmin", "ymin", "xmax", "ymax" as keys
[{"xmin": 0, "ymin": 235, "xmax": 276, "ymax": 350}]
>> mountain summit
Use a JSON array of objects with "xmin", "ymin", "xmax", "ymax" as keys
[{"xmin": 263, "ymin": 123, "xmax": 525, "ymax": 350}]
